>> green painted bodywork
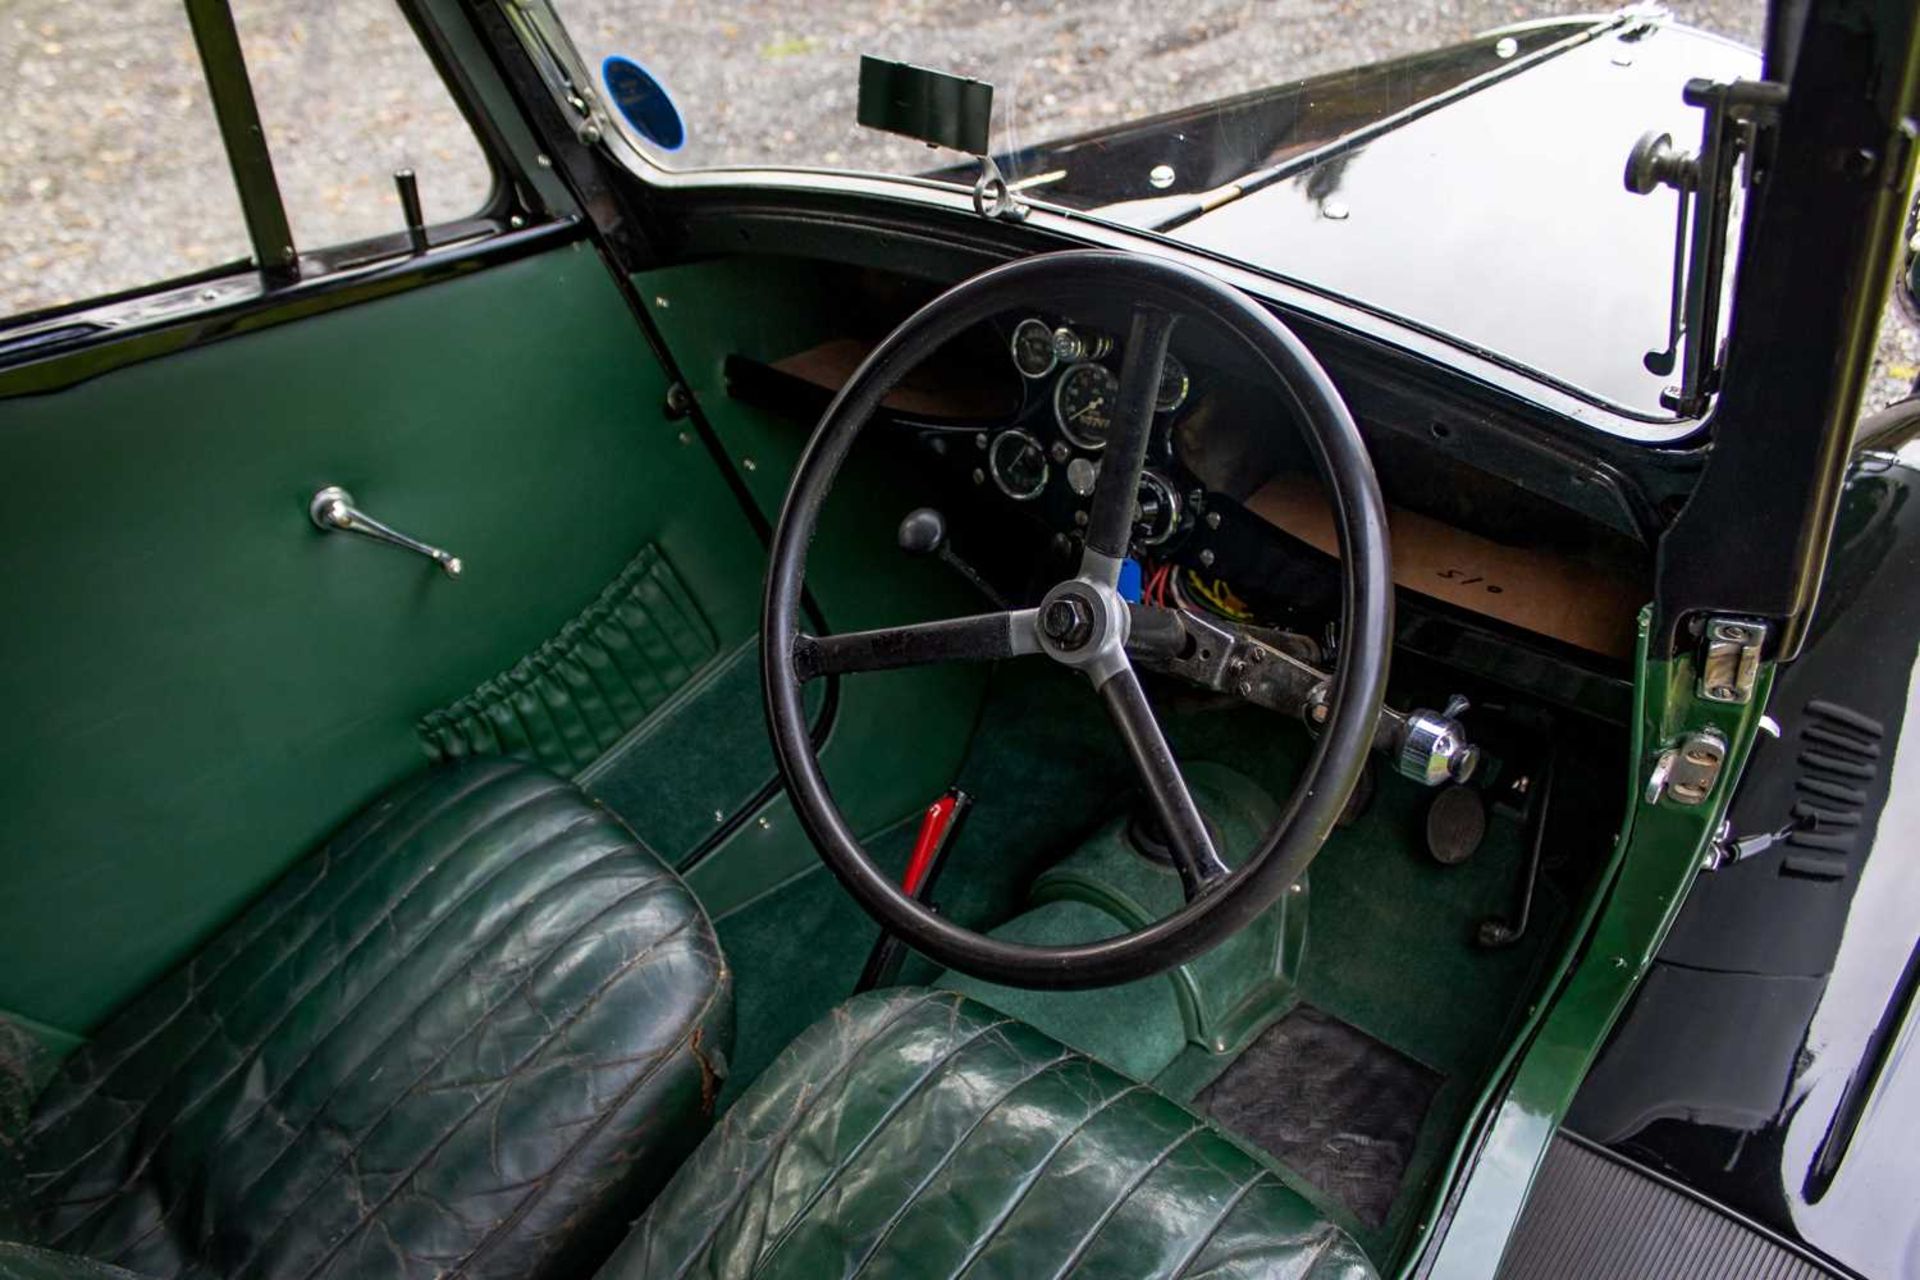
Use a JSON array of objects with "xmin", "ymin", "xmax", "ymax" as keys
[
  {"xmin": 1414, "ymin": 610, "xmax": 1774, "ymax": 1278},
  {"xmin": 0, "ymin": 243, "xmax": 770, "ymax": 1041}
]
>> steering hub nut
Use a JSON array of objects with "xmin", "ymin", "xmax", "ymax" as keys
[{"xmin": 1041, "ymin": 597, "xmax": 1094, "ymax": 650}]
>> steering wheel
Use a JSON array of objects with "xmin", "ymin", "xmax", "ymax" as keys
[{"xmin": 763, "ymin": 250, "xmax": 1392, "ymax": 989}]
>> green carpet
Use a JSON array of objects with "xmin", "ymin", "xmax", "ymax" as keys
[{"xmin": 581, "ymin": 639, "xmax": 823, "ymax": 865}]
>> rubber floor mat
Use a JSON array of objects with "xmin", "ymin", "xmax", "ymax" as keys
[
  {"xmin": 1500, "ymin": 1134, "xmax": 1840, "ymax": 1279},
  {"xmin": 1195, "ymin": 1004, "xmax": 1441, "ymax": 1228}
]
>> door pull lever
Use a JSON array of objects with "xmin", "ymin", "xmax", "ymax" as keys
[{"xmin": 308, "ymin": 486, "xmax": 462, "ymax": 578}]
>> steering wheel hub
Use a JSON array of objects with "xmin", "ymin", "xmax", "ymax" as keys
[{"xmin": 1035, "ymin": 578, "xmax": 1130, "ymax": 681}]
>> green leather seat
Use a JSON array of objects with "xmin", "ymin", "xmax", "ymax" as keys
[
  {"xmin": 11, "ymin": 759, "xmax": 730, "ymax": 1280},
  {"xmin": 601, "ymin": 988, "xmax": 1374, "ymax": 1280}
]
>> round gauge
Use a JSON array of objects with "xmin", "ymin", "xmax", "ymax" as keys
[
  {"xmin": 1010, "ymin": 318, "xmax": 1058, "ymax": 379},
  {"xmin": 988, "ymin": 429, "xmax": 1049, "ymax": 500},
  {"xmin": 1054, "ymin": 362, "xmax": 1119, "ymax": 450},
  {"xmin": 1156, "ymin": 354, "xmax": 1191, "ymax": 414}
]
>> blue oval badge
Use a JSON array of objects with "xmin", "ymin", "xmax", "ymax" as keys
[{"xmin": 601, "ymin": 56, "xmax": 686, "ymax": 153}]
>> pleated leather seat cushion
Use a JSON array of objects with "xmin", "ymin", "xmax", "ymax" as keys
[
  {"xmin": 18, "ymin": 759, "xmax": 730, "ymax": 1280},
  {"xmin": 602, "ymin": 988, "xmax": 1373, "ymax": 1280}
]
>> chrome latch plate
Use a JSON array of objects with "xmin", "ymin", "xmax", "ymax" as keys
[
  {"xmin": 1646, "ymin": 727, "xmax": 1727, "ymax": 806},
  {"xmin": 1697, "ymin": 618, "xmax": 1765, "ymax": 704}
]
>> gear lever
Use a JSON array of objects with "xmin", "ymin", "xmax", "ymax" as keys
[{"xmin": 897, "ymin": 508, "xmax": 1011, "ymax": 609}]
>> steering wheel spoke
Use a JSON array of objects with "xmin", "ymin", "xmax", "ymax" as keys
[
  {"xmin": 795, "ymin": 608, "xmax": 1040, "ymax": 681},
  {"xmin": 1080, "ymin": 306, "xmax": 1176, "ymax": 585},
  {"xmin": 1098, "ymin": 664, "xmax": 1231, "ymax": 900}
]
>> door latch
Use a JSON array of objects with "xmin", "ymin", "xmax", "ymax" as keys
[{"xmin": 1645, "ymin": 727, "xmax": 1727, "ymax": 806}]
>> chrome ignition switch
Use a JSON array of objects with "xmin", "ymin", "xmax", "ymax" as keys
[{"xmin": 1395, "ymin": 695, "xmax": 1480, "ymax": 787}]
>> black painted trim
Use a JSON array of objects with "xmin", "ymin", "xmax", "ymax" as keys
[
  {"xmin": 184, "ymin": 0, "xmax": 299, "ymax": 288},
  {"xmin": 0, "ymin": 218, "xmax": 584, "ymax": 397}
]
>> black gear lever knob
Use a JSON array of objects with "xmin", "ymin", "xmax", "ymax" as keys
[
  {"xmin": 894, "ymin": 507, "xmax": 1010, "ymax": 610},
  {"xmin": 897, "ymin": 508, "xmax": 948, "ymax": 556}
]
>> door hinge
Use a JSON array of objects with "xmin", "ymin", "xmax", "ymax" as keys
[{"xmin": 1697, "ymin": 617, "xmax": 1765, "ymax": 704}]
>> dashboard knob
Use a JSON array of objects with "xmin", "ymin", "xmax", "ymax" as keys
[{"xmin": 897, "ymin": 507, "xmax": 948, "ymax": 556}]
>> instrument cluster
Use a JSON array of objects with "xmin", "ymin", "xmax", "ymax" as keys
[{"xmin": 980, "ymin": 317, "xmax": 1192, "ymax": 549}]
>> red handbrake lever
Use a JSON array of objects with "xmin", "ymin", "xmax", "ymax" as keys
[
  {"xmin": 902, "ymin": 789, "xmax": 970, "ymax": 899},
  {"xmin": 854, "ymin": 788, "xmax": 972, "ymax": 993}
]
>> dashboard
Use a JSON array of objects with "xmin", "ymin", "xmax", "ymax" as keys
[{"xmin": 730, "ymin": 300, "xmax": 1651, "ymax": 727}]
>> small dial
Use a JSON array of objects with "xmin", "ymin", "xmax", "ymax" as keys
[
  {"xmin": 1156, "ymin": 354, "xmax": 1191, "ymax": 414},
  {"xmin": 1010, "ymin": 318, "xmax": 1058, "ymax": 379},
  {"xmin": 1054, "ymin": 362, "xmax": 1119, "ymax": 450},
  {"xmin": 1065, "ymin": 455, "xmax": 1100, "ymax": 498},
  {"xmin": 988, "ymin": 429, "xmax": 1049, "ymax": 500}
]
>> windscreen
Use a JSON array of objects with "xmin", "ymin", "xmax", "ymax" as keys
[{"xmin": 552, "ymin": 3, "xmax": 1767, "ymax": 419}]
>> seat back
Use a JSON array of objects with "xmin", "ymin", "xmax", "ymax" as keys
[{"xmin": 19, "ymin": 762, "xmax": 730, "ymax": 1280}]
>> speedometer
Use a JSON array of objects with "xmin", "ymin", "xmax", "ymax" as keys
[{"xmin": 1054, "ymin": 362, "xmax": 1119, "ymax": 450}]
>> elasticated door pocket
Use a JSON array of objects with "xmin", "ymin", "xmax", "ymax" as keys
[{"xmin": 419, "ymin": 544, "xmax": 718, "ymax": 775}]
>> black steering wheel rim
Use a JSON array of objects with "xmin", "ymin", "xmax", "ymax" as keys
[{"xmin": 762, "ymin": 249, "xmax": 1392, "ymax": 989}]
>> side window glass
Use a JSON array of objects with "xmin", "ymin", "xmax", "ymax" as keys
[
  {"xmin": 1, "ymin": 1, "xmax": 253, "ymax": 319},
  {"xmin": 232, "ymin": 0, "xmax": 497, "ymax": 251}
]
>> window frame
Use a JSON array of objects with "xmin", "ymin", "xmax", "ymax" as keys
[{"xmin": 0, "ymin": 0, "xmax": 553, "ymax": 370}]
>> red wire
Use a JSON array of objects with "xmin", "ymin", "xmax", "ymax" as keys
[{"xmin": 1147, "ymin": 562, "xmax": 1171, "ymax": 606}]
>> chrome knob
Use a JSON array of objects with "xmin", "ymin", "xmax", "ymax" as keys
[{"xmin": 1396, "ymin": 696, "xmax": 1480, "ymax": 787}]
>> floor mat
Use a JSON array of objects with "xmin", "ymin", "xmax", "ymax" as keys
[
  {"xmin": 1195, "ymin": 1004, "xmax": 1442, "ymax": 1229},
  {"xmin": 1499, "ymin": 1134, "xmax": 1840, "ymax": 1279}
]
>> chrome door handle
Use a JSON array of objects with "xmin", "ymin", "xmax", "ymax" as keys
[{"xmin": 308, "ymin": 486, "xmax": 462, "ymax": 578}]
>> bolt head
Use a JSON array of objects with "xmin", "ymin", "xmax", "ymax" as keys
[{"xmin": 1041, "ymin": 597, "xmax": 1094, "ymax": 650}]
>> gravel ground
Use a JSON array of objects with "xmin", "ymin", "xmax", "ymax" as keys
[{"xmin": 3, "ymin": 0, "xmax": 1915, "ymax": 409}]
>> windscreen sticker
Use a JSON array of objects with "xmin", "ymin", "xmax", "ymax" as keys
[{"xmin": 601, "ymin": 56, "xmax": 686, "ymax": 152}]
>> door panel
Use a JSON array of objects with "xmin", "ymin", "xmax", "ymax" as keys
[{"xmin": 0, "ymin": 238, "xmax": 764, "ymax": 1039}]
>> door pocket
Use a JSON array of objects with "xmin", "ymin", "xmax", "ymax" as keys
[{"xmin": 418, "ymin": 543, "xmax": 718, "ymax": 774}]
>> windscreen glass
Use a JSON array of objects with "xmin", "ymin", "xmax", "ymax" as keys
[{"xmin": 551, "ymin": 4, "xmax": 1766, "ymax": 418}]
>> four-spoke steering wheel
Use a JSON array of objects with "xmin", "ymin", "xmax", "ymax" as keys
[{"xmin": 763, "ymin": 250, "xmax": 1393, "ymax": 989}]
